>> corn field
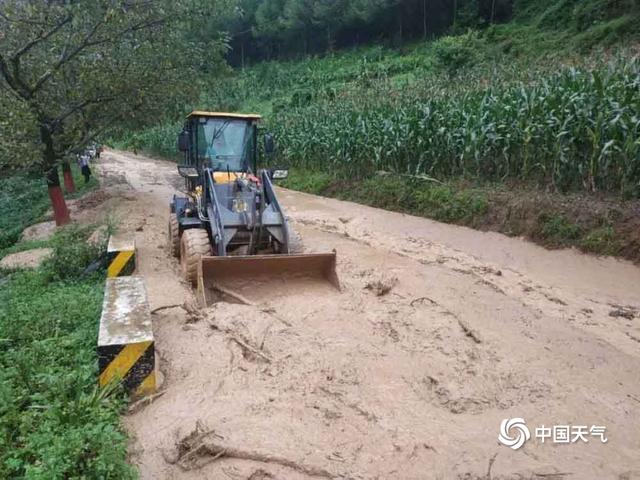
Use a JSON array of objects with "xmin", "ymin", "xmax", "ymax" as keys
[
  {"xmin": 112, "ymin": 121, "xmax": 182, "ymax": 160},
  {"xmin": 119, "ymin": 41, "xmax": 640, "ymax": 197},
  {"xmin": 269, "ymin": 57, "xmax": 640, "ymax": 196}
]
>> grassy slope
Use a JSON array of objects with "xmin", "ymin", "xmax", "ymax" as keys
[
  {"xmin": 0, "ymin": 165, "xmax": 99, "ymax": 250},
  {"xmin": 118, "ymin": 0, "xmax": 640, "ymax": 259},
  {"xmin": 282, "ymin": 171, "xmax": 639, "ymax": 258},
  {"xmin": 0, "ymin": 177, "xmax": 133, "ymax": 478},
  {"xmin": 207, "ymin": 0, "xmax": 640, "ymax": 117}
]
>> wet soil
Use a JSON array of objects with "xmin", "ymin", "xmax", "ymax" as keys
[{"xmin": 95, "ymin": 150, "xmax": 640, "ymax": 480}]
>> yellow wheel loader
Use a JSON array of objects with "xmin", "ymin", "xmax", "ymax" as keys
[{"xmin": 169, "ymin": 111, "xmax": 339, "ymax": 305}]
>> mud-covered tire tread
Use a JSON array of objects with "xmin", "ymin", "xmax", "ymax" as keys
[
  {"xmin": 168, "ymin": 213, "xmax": 180, "ymax": 258},
  {"xmin": 180, "ymin": 229, "xmax": 211, "ymax": 285}
]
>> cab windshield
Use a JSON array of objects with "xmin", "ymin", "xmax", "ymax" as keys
[{"xmin": 197, "ymin": 118, "xmax": 253, "ymax": 172}]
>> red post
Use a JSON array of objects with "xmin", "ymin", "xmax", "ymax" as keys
[
  {"xmin": 47, "ymin": 167, "xmax": 71, "ymax": 226},
  {"xmin": 62, "ymin": 160, "xmax": 76, "ymax": 194}
]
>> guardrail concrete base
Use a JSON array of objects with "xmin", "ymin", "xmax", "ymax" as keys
[
  {"xmin": 98, "ymin": 277, "xmax": 155, "ymax": 397},
  {"xmin": 107, "ymin": 234, "xmax": 136, "ymax": 277}
]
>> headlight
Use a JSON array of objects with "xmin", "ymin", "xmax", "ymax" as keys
[{"xmin": 272, "ymin": 169, "xmax": 288, "ymax": 179}]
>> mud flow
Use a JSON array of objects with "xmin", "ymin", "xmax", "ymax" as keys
[
  {"xmin": 94, "ymin": 150, "xmax": 640, "ymax": 480},
  {"xmin": 198, "ymin": 253, "xmax": 340, "ymax": 305}
]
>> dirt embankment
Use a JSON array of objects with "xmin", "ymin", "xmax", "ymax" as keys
[
  {"xmin": 94, "ymin": 150, "xmax": 640, "ymax": 480},
  {"xmin": 302, "ymin": 175, "xmax": 640, "ymax": 263}
]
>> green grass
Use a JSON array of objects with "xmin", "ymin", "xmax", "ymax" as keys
[
  {"xmin": 283, "ymin": 169, "xmax": 635, "ymax": 258},
  {"xmin": 0, "ymin": 174, "xmax": 49, "ymax": 251},
  {"xmin": 0, "ymin": 165, "xmax": 98, "ymax": 250},
  {"xmin": 342, "ymin": 177, "xmax": 489, "ymax": 227},
  {"xmin": 536, "ymin": 213, "xmax": 583, "ymax": 246},
  {"xmin": 579, "ymin": 224, "xmax": 624, "ymax": 255},
  {"xmin": 0, "ymin": 239, "xmax": 52, "ymax": 261},
  {"xmin": 281, "ymin": 170, "xmax": 333, "ymax": 195},
  {"xmin": 0, "ymin": 202, "xmax": 134, "ymax": 478},
  {"xmin": 284, "ymin": 172, "xmax": 490, "ymax": 227}
]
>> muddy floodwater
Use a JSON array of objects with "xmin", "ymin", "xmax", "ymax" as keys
[{"xmin": 93, "ymin": 150, "xmax": 640, "ymax": 479}]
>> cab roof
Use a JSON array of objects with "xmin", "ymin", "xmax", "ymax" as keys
[{"xmin": 187, "ymin": 111, "xmax": 262, "ymax": 121}]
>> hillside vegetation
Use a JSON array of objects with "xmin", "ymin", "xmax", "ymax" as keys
[
  {"xmin": 0, "ymin": 144, "xmax": 129, "ymax": 480},
  {"xmin": 0, "ymin": 206, "xmax": 133, "ymax": 478},
  {"xmin": 0, "ymin": 167, "xmax": 98, "ymax": 251},
  {"xmin": 116, "ymin": 0, "xmax": 640, "ymax": 258}
]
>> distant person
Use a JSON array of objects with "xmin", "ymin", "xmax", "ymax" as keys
[{"xmin": 78, "ymin": 153, "xmax": 92, "ymax": 183}]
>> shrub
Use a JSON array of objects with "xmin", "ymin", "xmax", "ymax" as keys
[
  {"xmin": 579, "ymin": 225, "xmax": 622, "ymax": 255},
  {"xmin": 0, "ymin": 224, "xmax": 132, "ymax": 478},
  {"xmin": 45, "ymin": 225, "xmax": 106, "ymax": 281},
  {"xmin": 537, "ymin": 213, "xmax": 583, "ymax": 245},
  {"xmin": 433, "ymin": 33, "xmax": 479, "ymax": 76}
]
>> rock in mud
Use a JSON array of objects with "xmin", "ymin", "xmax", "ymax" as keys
[
  {"xmin": 610, "ymin": 308, "xmax": 636, "ymax": 320},
  {"xmin": 21, "ymin": 221, "xmax": 56, "ymax": 241},
  {"xmin": 365, "ymin": 276, "xmax": 398, "ymax": 296},
  {"xmin": 0, "ymin": 248, "xmax": 53, "ymax": 270}
]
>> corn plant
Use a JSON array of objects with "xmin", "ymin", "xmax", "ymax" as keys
[{"xmin": 268, "ymin": 57, "xmax": 640, "ymax": 196}]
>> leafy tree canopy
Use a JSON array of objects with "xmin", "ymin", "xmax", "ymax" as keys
[{"xmin": 0, "ymin": 0, "xmax": 229, "ymax": 174}]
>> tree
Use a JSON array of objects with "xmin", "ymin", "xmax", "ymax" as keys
[
  {"xmin": 0, "ymin": 0, "xmax": 216, "ymax": 225},
  {"xmin": 479, "ymin": 0, "xmax": 512, "ymax": 24},
  {"xmin": 283, "ymin": 0, "xmax": 316, "ymax": 54},
  {"xmin": 311, "ymin": 0, "xmax": 352, "ymax": 51},
  {"xmin": 254, "ymin": 0, "xmax": 288, "ymax": 59}
]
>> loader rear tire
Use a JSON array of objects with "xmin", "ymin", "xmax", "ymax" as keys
[
  {"xmin": 180, "ymin": 229, "xmax": 211, "ymax": 286},
  {"xmin": 168, "ymin": 214, "xmax": 180, "ymax": 258}
]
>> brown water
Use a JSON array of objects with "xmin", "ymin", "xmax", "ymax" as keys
[{"xmin": 97, "ymin": 150, "xmax": 640, "ymax": 480}]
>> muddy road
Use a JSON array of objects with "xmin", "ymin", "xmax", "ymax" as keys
[{"xmin": 96, "ymin": 150, "xmax": 640, "ymax": 479}]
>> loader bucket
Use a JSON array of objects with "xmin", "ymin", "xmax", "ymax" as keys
[{"xmin": 197, "ymin": 252, "xmax": 340, "ymax": 306}]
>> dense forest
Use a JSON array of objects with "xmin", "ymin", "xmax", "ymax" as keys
[
  {"xmin": 220, "ymin": 0, "xmax": 514, "ymax": 64},
  {"xmin": 208, "ymin": 0, "xmax": 636, "ymax": 65}
]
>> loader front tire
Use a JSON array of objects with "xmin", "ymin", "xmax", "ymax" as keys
[
  {"xmin": 168, "ymin": 213, "xmax": 180, "ymax": 258},
  {"xmin": 180, "ymin": 229, "xmax": 211, "ymax": 286},
  {"xmin": 287, "ymin": 224, "xmax": 304, "ymax": 254}
]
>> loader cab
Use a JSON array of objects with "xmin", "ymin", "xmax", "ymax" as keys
[{"xmin": 178, "ymin": 111, "xmax": 262, "ymax": 187}]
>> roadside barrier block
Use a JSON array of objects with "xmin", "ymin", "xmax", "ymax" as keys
[
  {"xmin": 98, "ymin": 277, "xmax": 155, "ymax": 397},
  {"xmin": 107, "ymin": 234, "xmax": 136, "ymax": 277}
]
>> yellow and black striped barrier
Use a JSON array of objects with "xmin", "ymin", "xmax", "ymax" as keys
[
  {"xmin": 98, "ymin": 277, "xmax": 155, "ymax": 397},
  {"xmin": 107, "ymin": 234, "xmax": 136, "ymax": 277}
]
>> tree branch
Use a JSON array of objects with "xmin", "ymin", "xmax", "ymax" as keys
[
  {"xmin": 60, "ymin": 108, "xmax": 131, "ymax": 158},
  {"xmin": 30, "ymin": 16, "xmax": 164, "ymax": 95},
  {"xmin": 53, "ymin": 96, "xmax": 116, "ymax": 126},
  {"xmin": 10, "ymin": 15, "xmax": 72, "ymax": 62},
  {"xmin": 0, "ymin": 10, "xmax": 52, "ymax": 27},
  {"xmin": 30, "ymin": 18, "xmax": 104, "ymax": 94},
  {"xmin": 0, "ymin": 53, "xmax": 30, "ymax": 99}
]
